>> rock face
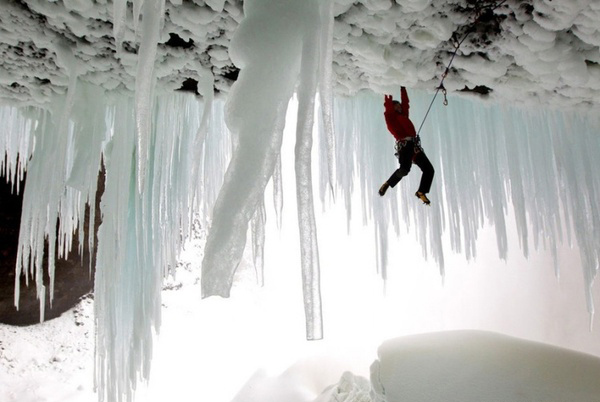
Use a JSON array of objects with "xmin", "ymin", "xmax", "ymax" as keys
[{"xmin": 0, "ymin": 174, "xmax": 102, "ymax": 326}]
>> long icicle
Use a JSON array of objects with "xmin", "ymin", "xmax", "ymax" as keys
[{"xmin": 295, "ymin": 0, "xmax": 325, "ymax": 340}]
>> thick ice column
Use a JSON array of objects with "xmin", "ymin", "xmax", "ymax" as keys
[
  {"xmin": 201, "ymin": 0, "xmax": 304, "ymax": 297},
  {"xmin": 201, "ymin": 0, "xmax": 329, "ymax": 340}
]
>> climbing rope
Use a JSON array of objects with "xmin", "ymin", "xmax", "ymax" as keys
[{"xmin": 415, "ymin": 0, "xmax": 508, "ymax": 137}]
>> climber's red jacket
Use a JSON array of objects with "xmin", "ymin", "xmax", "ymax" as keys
[{"xmin": 384, "ymin": 87, "xmax": 416, "ymax": 141}]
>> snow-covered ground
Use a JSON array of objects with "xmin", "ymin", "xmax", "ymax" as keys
[
  {"xmin": 4, "ymin": 272, "xmax": 600, "ymax": 402},
  {"xmin": 0, "ymin": 296, "xmax": 95, "ymax": 402}
]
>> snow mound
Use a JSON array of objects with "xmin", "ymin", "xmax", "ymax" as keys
[{"xmin": 370, "ymin": 330, "xmax": 600, "ymax": 402}]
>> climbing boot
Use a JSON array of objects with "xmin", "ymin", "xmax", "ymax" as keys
[
  {"xmin": 379, "ymin": 181, "xmax": 390, "ymax": 196},
  {"xmin": 415, "ymin": 191, "xmax": 431, "ymax": 205}
]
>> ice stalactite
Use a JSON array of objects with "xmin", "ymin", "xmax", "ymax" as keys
[
  {"xmin": 318, "ymin": 0, "xmax": 337, "ymax": 202},
  {"xmin": 549, "ymin": 112, "xmax": 600, "ymax": 325},
  {"xmin": 187, "ymin": 68, "xmax": 215, "ymax": 233},
  {"xmin": 94, "ymin": 97, "xmax": 140, "ymax": 402},
  {"xmin": 251, "ymin": 199, "xmax": 266, "ymax": 287},
  {"xmin": 134, "ymin": 0, "xmax": 165, "ymax": 193},
  {"xmin": 273, "ymin": 155, "xmax": 284, "ymax": 229},
  {"xmin": 13, "ymin": 108, "xmax": 51, "ymax": 320},
  {"xmin": 0, "ymin": 107, "xmax": 34, "ymax": 192},
  {"xmin": 294, "ymin": 1, "xmax": 325, "ymax": 340},
  {"xmin": 96, "ymin": 100, "xmax": 156, "ymax": 401},
  {"xmin": 201, "ymin": 0, "xmax": 333, "ymax": 339},
  {"xmin": 112, "ymin": 0, "xmax": 128, "ymax": 50},
  {"xmin": 66, "ymin": 83, "xmax": 109, "ymax": 269}
]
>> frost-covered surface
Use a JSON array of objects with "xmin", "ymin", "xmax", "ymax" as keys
[
  {"xmin": 0, "ymin": 296, "xmax": 95, "ymax": 402},
  {"xmin": 370, "ymin": 330, "xmax": 600, "ymax": 402},
  {"xmin": 1, "ymin": 0, "xmax": 600, "ymax": 108}
]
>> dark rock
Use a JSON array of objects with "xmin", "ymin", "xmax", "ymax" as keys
[
  {"xmin": 0, "ymin": 171, "xmax": 103, "ymax": 326},
  {"xmin": 165, "ymin": 33, "xmax": 194, "ymax": 49},
  {"xmin": 460, "ymin": 85, "xmax": 492, "ymax": 96},
  {"xmin": 178, "ymin": 77, "xmax": 199, "ymax": 95}
]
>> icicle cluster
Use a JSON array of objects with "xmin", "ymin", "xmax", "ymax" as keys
[
  {"xmin": 331, "ymin": 90, "xmax": 600, "ymax": 320},
  {"xmin": 93, "ymin": 93, "xmax": 227, "ymax": 402},
  {"xmin": 1, "ymin": 92, "xmax": 229, "ymax": 402},
  {"xmin": 0, "ymin": 106, "xmax": 34, "ymax": 193}
]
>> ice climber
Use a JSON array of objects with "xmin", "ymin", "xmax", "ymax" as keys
[{"xmin": 378, "ymin": 87, "xmax": 434, "ymax": 205}]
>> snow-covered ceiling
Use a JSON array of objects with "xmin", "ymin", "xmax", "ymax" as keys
[{"xmin": 1, "ymin": 0, "xmax": 599, "ymax": 109}]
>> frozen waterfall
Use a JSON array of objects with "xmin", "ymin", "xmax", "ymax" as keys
[
  {"xmin": 333, "ymin": 90, "xmax": 600, "ymax": 321},
  {"xmin": 3, "ymin": 86, "xmax": 600, "ymax": 402},
  {"xmin": 2, "ymin": 5, "xmax": 600, "ymax": 402}
]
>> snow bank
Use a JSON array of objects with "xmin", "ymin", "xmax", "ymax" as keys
[{"xmin": 370, "ymin": 330, "xmax": 600, "ymax": 402}]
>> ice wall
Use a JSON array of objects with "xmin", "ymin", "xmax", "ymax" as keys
[{"xmin": 331, "ymin": 90, "xmax": 600, "ymax": 320}]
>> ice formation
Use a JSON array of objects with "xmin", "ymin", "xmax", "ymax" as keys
[
  {"xmin": 2, "ymin": 91, "xmax": 228, "ymax": 401},
  {"xmin": 5, "ymin": 81, "xmax": 598, "ymax": 402},
  {"xmin": 2, "ymin": 0, "xmax": 600, "ymax": 401},
  {"xmin": 200, "ymin": 0, "xmax": 334, "ymax": 340}
]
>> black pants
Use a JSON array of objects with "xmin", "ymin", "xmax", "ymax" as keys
[{"xmin": 387, "ymin": 140, "xmax": 434, "ymax": 194}]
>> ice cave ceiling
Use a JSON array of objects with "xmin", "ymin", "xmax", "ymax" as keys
[{"xmin": 1, "ymin": 0, "xmax": 600, "ymax": 109}]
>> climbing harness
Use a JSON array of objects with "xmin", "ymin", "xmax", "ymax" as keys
[
  {"xmin": 394, "ymin": 136, "xmax": 423, "ymax": 161},
  {"xmin": 394, "ymin": 139, "xmax": 408, "ymax": 159},
  {"xmin": 414, "ymin": 135, "xmax": 423, "ymax": 153},
  {"xmin": 414, "ymin": 0, "xmax": 508, "ymax": 137}
]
